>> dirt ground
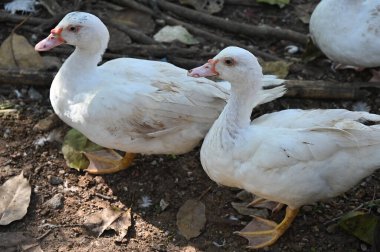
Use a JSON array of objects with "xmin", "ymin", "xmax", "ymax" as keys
[{"xmin": 1, "ymin": 0, "xmax": 379, "ymax": 251}]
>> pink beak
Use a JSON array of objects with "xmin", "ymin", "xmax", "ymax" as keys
[
  {"xmin": 35, "ymin": 28, "xmax": 65, "ymax": 51},
  {"xmin": 188, "ymin": 59, "xmax": 219, "ymax": 78}
]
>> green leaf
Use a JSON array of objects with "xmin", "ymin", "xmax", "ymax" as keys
[
  {"xmin": 338, "ymin": 211, "xmax": 379, "ymax": 245},
  {"xmin": 256, "ymin": 0, "xmax": 290, "ymax": 8},
  {"xmin": 302, "ymin": 38, "xmax": 323, "ymax": 63},
  {"xmin": 61, "ymin": 129, "xmax": 103, "ymax": 170},
  {"xmin": 261, "ymin": 60, "xmax": 292, "ymax": 79}
]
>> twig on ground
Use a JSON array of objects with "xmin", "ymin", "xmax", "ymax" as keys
[
  {"xmin": 323, "ymin": 199, "xmax": 380, "ymax": 225},
  {"xmin": 94, "ymin": 193, "xmax": 115, "ymax": 201},
  {"xmin": 108, "ymin": 0, "xmax": 154, "ymax": 15},
  {"xmin": 36, "ymin": 230, "xmax": 52, "ymax": 241},
  {"xmin": 112, "ymin": 0, "xmax": 281, "ymax": 60},
  {"xmin": 224, "ymin": 0, "xmax": 261, "ymax": 6},
  {"xmin": 139, "ymin": 0, "xmax": 308, "ymax": 44},
  {"xmin": 0, "ymin": 68, "xmax": 54, "ymax": 86},
  {"xmin": 38, "ymin": 223, "xmax": 82, "ymax": 229},
  {"xmin": 53, "ymin": 44, "xmax": 214, "ymax": 58},
  {"xmin": 106, "ymin": 21, "xmax": 157, "ymax": 45},
  {"xmin": 167, "ymin": 56, "xmax": 205, "ymax": 69},
  {"xmin": 283, "ymin": 80, "xmax": 373, "ymax": 100},
  {"xmin": 197, "ymin": 186, "xmax": 212, "ymax": 201},
  {"xmin": 0, "ymin": 10, "xmax": 46, "ymax": 25},
  {"xmin": 1, "ymin": 68, "xmax": 378, "ymax": 100},
  {"xmin": 162, "ymin": 15, "xmax": 281, "ymax": 61}
]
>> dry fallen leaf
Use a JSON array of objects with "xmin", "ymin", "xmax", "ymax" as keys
[
  {"xmin": 108, "ymin": 209, "xmax": 132, "ymax": 242},
  {"xmin": 231, "ymin": 202, "xmax": 269, "ymax": 218},
  {"xmin": 84, "ymin": 207, "xmax": 122, "ymax": 237},
  {"xmin": 84, "ymin": 207, "xmax": 132, "ymax": 239},
  {"xmin": 154, "ymin": 26, "xmax": 199, "ymax": 45},
  {"xmin": 0, "ymin": 33, "xmax": 44, "ymax": 70},
  {"xmin": 0, "ymin": 232, "xmax": 43, "ymax": 252},
  {"xmin": 180, "ymin": 0, "xmax": 224, "ymax": 14},
  {"xmin": 176, "ymin": 199, "xmax": 206, "ymax": 240},
  {"xmin": 262, "ymin": 60, "xmax": 292, "ymax": 79},
  {"xmin": 0, "ymin": 172, "xmax": 31, "ymax": 225}
]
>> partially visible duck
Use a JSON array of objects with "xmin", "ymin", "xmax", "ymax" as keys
[
  {"xmin": 188, "ymin": 46, "xmax": 380, "ymax": 249},
  {"xmin": 35, "ymin": 12, "xmax": 286, "ymax": 174},
  {"xmin": 310, "ymin": 0, "xmax": 380, "ymax": 80}
]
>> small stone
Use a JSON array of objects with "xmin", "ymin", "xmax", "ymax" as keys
[
  {"xmin": 28, "ymin": 87, "xmax": 43, "ymax": 100},
  {"xmin": 49, "ymin": 176, "xmax": 63, "ymax": 185},
  {"xmin": 40, "ymin": 208, "xmax": 49, "ymax": 216},
  {"xmin": 33, "ymin": 113, "xmax": 60, "ymax": 132},
  {"xmin": 93, "ymin": 176, "xmax": 105, "ymax": 184},
  {"xmin": 326, "ymin": 224, "xmax": 336, "ymax": 234},
  {"xmin": 360, "ymin": 243, "xmax": 367, "ymax": 251},
  {"xmin": 44, "ymin": 193, "xmax": 64, "ymax": 209},
  {"xmin": 159, "ymin": 199, "xmax": 169, "ymax": 211}
]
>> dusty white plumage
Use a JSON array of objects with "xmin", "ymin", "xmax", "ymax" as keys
[
  {"xmin": 188, "ymin": 46, "xmax": 380, "ymax": 248},
  {"xmin": 34, "ymin": 12, "xmax": 285, "ymax": 157},
  {"xmin": 310, "ymin": 0, "xmax": 380, "ymax": 68}
]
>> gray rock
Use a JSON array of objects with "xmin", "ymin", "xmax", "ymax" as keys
[
  {"xmin": 44, "ymin": 193, "xmax": 64, "ymax": 209},
  {"xmin": 49, "ymin": 176, "xmax": 63, "ymax": 185}
]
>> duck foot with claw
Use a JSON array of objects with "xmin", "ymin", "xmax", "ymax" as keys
[
  {"xmin": 236, "ymin": 207, "xmax": 299, "ymax": 249},
  {"xmin": 84, "ymin": 150, "xmax": 135, "ymax": 174}
]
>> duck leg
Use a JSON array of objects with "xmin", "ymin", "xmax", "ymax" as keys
[
  {"xmin": 235, "ymin": 207, "xmax": 299, "ymax": 249},
  {"xmin": 84, "ymin": 149, "xmax": 136, "ymax": 174}
]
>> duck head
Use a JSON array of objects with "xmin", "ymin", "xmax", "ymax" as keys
[
  {"xmin": 188, "ymin": 46, "xmax": 263, "ymax": 85},
  {"xmin": 35, "ymin": 12, "xmax": 109, "ymax": 53}
]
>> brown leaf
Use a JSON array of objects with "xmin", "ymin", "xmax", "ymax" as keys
[
  {"xmin": 84, "ymin": 207, "xmax": 122, "ymax": 237},
  {"xmin": 0, "ymin": 172, "xmax": 31, "ymax": 225},
  {"xmin": 108, "ymin": 209, "xmax": 132, "ymax": 241},
  {"xmin": 176, "ymin": 199, "xmax": 206, "ymax": 240},
  {"xmin": 231, "ymin": 202, "xmax": 269, "ymax": 218},
  {"xmin": 0, "ymin": 33, "xmax": 44, "ymax": 70}
]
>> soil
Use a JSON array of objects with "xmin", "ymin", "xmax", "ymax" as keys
[{"xmin": 1, "ymin": 0, "xmax": 379, "ymax": 251}]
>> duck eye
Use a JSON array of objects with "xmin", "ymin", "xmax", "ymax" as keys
[
  {"xmin": 224, "ymin": 58, "xmax": 235, "ymax": 66},
  {"xmin": 68, "ymin": 26, "xmax": 78, "ymax": 32}
]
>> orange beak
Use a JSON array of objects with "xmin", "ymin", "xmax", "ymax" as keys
[
  {"xmin": 35, "ymin": 27, "xmax": 65, "ymax": 52},
  {"xmin": 187, "ymin": 59, "xmax": 219, "ymax": 78}
]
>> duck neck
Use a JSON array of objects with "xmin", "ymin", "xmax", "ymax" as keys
[
  {"xmin": 218, "ymin": 72, "xmax": 263, "ymax": 135},
  {"xmin": 63, "ymin": 46, "xmax": 104, "ymax": 72}
]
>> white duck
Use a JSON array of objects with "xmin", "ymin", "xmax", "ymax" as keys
[
  {"xmin": 34, "ymin": 12, "xmax": 285, "ymax": 174},
  {"xmin": 188, "ymin": 46, "xmax": 380, "ymax": 249},
  {"xmin": 310, "ymin": 0, "xmax": 380, "ymax": 80}
]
